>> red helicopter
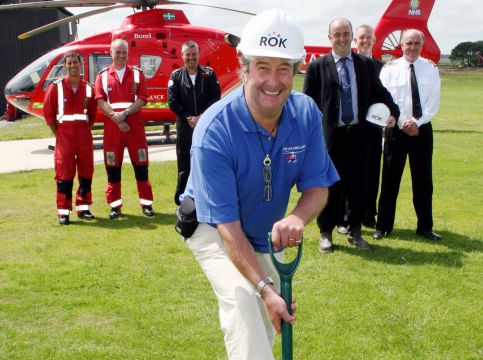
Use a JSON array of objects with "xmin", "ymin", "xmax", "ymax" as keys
[{"xmin": 2, "ymin": 0, "xmax": 440, "ymax": 127}]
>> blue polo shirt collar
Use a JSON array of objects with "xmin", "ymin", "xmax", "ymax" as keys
[{"xmin": 232, "ymin": 86, "xmax": 295, "ymax": 152}]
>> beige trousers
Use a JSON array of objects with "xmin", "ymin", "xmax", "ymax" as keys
[{"xmin": 187, "ymin": 223, "xmax": 281, "ymax": 360}]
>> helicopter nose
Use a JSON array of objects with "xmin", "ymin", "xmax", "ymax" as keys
[
  {"xmin": 4, "ymin": 74, "xmax": 36, "ymax": 114},
  {"xmin": 5, "ymin": 70, "xmax": 36, "ymax": 96}
]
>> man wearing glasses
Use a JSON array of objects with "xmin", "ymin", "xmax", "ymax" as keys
[{"xmin": 179, "ymin": 9, "xmax": 338, "ymax": 359}]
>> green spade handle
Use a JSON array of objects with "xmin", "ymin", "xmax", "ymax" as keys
[{"xmin": 268, "ymin": 233, "xmax": 303, "ymax": 360}]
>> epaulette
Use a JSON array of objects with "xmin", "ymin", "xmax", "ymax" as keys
[
  {"xmin": 132, "ymin": 65, "xmax": 143, "ymax": 72},
  {"xmin": 53, "ymin": 78, "xmax": 63, "ymax": 84},
  {"xmin": 201, "ymin": 66, "xmax": 214, "ymax": 76},
  {"xmin": 98, "ymin": 67, "xmax": 109, "ymax": 74}
]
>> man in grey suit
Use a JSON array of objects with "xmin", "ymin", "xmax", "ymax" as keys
[{"xmin": 303, "ymin": 18, "xmax": 399, "ymax": 253}]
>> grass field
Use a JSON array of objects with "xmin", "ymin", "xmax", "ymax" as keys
[{"xmin": 0, "ymin": 73, "xmax": 482, "ymax": 359}]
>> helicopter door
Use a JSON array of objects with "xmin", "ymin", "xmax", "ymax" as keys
[{"xmin": 88, "ymin": 54, "xmax": 113, "ymax": 84}]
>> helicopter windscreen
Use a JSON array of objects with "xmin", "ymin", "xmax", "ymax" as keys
[{"xmin": 5, "ymin": 47, "xmax": 67, "ymax": 95}]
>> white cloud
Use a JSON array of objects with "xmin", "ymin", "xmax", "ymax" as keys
[{"xmin": 73, "ymin": 0, "xmax": 483, "ymax": 54}]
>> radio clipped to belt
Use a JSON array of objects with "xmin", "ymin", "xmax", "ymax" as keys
[{"xmin": 175, "ymin": 196, "xmax": 199, "ymax": 238}]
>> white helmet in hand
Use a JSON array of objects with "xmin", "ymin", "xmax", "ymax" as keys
[
  {"xmin": 366, "ymin": 103, "xmax": 391, "ymax": 127},
  {"xmin": 237, "ymin": 9, "xmax": 306, "ymax": 63}
]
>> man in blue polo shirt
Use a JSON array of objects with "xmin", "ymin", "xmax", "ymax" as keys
[{"xmin": 181, "ymin": 9, "xmax": 339, "ymax": 359}]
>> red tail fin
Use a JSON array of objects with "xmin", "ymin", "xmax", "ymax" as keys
[{"xmin": 373, "ymin": 0, "xmax": 440, "ymax": 62}]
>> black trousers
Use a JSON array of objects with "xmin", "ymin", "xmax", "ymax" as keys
[
  {"xmin": 174, "ymin": 120, "xmax": 193, "ymax": 205},
  {"xmin": 363, "ymin": 125, "xmax": 383, "ymax": 220},
  {"xmin": 376, "ymin": 123, "xmax": 433, "ymax": 233},
  {"xmin": 317, "ymin": 125, "xmax": 367, "ymax": 234}
]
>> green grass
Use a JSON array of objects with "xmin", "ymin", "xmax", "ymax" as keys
[
  {"xmin": 0, "ymin": 115, "xmax": 53, "ymax": 141},
  {"xmin": 0, "ymin": 73, "xmax": 482, "ymax": 359}
]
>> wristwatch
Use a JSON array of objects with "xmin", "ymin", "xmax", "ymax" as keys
[
  {"xmin": 123, "ymin": 110, "xmax": 129, "ymax": 117},
  {"xmin": 255, "ymin": 276, "xmax": 274, "ymax": 298}
]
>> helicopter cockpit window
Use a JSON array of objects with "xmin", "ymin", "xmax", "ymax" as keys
[
  {"xmin": 89, "ymin": 54, "xmax": 113, "ymax": 84},
  {"xmin": 140, "ymin": 55, "xmax": 162, "ymax": 79},
  {"xmin": 5, "ymin": 47, "xmax": 66, "ymax": 95},
  {"xmin": 43, "ymin": 55, "xmax": 85, "ymax": 91}
]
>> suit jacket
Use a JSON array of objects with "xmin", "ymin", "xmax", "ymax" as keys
[
  {"xmin": 303, "ymin": 51, "xmax": 399, "ymax": 150},
  {"xmin": 372, "ymin": 57, "xmax": 383, "ymax": 75}
]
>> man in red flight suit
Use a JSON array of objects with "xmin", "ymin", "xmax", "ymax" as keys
[
  {"xmin": 95, "ymin": 38, "xmax": 154, "ymax": 219},
  {"xmin": 43, "ymin": 52, "xmax": 97, "ymax": 225}
]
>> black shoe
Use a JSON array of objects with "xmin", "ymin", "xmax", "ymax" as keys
[
  {"xmin": 142, "ymin": 205, "xmax": 154, "ymax": 217},
  {"xmin": 373, "ymin": 229, "xmax": 389, "ymax": 240},
  {"xmin": 58, "ymin": 215, "xmax": 70, "ymax": 225},
  {"xmin": 416, "ymin": 229, "xmax": 442, "ymax": 241},
  {"xmin": 347, "ymin": 235, "xmax": 370, "ymax": 250},
  {"xmin": 109, "ymin": 207, "xmax": 121, "ymax": 219},
  {"xmin": 78, "ymin": 210, "xmax": 95, "ymax": 220},
  {"xmin": 362, "ymin": 217, "xmax": 376, "ymax": 229}
]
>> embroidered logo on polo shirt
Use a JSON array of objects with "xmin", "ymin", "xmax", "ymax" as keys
[
  {"xmin": 285, "ymin": 153, "xmax": 297, "ymax": 163},
  {"xmin": 282, "ymin": 145, "xmax": 306, "ymax": 164}
]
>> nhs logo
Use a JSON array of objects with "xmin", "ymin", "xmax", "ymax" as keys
[{"xmin": 408, "ymin": 0, "xmax": 421, "ymax": 16}]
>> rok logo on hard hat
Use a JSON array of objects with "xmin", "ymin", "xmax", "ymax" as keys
[
  {"xmin": 366, "ymin": 103, "xmax": 391, "ymax": 127},
  {"xmin": 260, "ymin": 32, "xmax": 287, "ymax": 49},
  {"xmin": 237, "ymin": 8, "xmax": 305, "ymax": 62}
]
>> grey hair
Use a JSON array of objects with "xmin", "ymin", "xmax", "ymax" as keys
[
  {"xmin": 111, "ymin": 38, "xmax": 129, "ymax": 51},
  {"xmin": 401, "ymin": 29, "xmax": 425, "ymax": 43},
  {"xmin": 181, "ymin": 40, "xmax": 199, "ymax": 54},
  {"xmin": 355, "ymin": 24, "xmax": 375, "ymax": 36},
  {"xmin": 237, "ymin": 54, "xmax": 303, "ymax": 79}
]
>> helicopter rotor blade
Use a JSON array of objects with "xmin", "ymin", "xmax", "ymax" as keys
[
  {"xmin": 0, "ymin": 1, "xmax": 121, "ymax": 11},
  {"xmin": 18, "ymin": 4, "xmax": 126, "ymax": 40},
  {"xmin": 161, "ymin": 1, "xmax": 256, "ymax": 16},
  {"xmin": 5, "ymin": 0, "xmax": 255, "ymax": 40}
]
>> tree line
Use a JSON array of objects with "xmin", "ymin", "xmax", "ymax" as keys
[{"xmin": 450, "ymin": 41, "xmax": 483, "ymax": 67}]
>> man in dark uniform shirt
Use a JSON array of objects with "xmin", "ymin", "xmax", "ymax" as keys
[{"xmin": 168, "ymin": 40, "xmax": 221, "ymax": 205}]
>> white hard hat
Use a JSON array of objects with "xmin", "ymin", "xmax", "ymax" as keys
[
  {"xmin": 366, "ymin": 103, "xmax": 391, "ymax": 127},
  {"xmin": 237, "ymin": 9, "xmax": 306, "ymax": 62}
]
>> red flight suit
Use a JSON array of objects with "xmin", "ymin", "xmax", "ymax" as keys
[
  {"xmin": 94, "ymin": 65, "xmax": 153, "ymax": 209},
  {"xmin": 43, "ymin": 77, "xmax": 97, "ymax": 215}
]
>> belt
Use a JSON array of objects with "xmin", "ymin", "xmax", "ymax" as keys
[{"xmin": 336, "ymin": 124, "xmax": 361, "ymax": 132}]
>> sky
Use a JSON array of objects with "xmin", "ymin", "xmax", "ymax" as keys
[{"xmin": 72, "ymin": 0, "xmax": 482, "ymax": 55}]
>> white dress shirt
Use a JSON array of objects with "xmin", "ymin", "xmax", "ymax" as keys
[{"xmin": 380, "ymin": 56, "xmax": 440, "ymax": 128}]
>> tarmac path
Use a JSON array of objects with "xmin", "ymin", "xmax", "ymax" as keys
[{"xmin": 0, "ymin": 137, "xmax": 176, "ymax": 174}]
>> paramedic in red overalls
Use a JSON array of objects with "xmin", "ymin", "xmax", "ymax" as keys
[
  {"xmin": 95, "ymin": 38, "xmax": 154, "ymax": 219},
  {"xmin": 43, "ymin": 51, "xmax": 97, "ymax": 225}
]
